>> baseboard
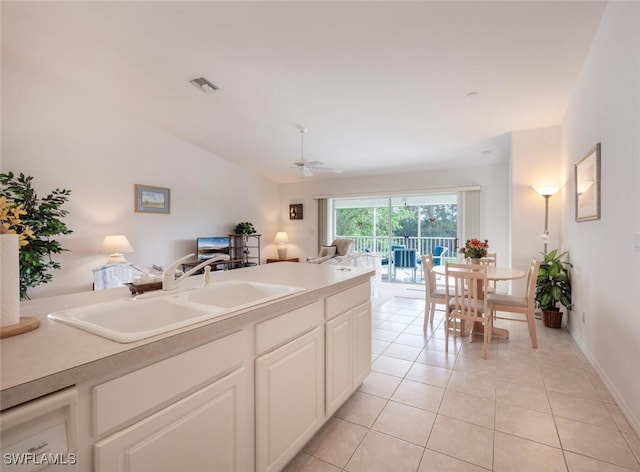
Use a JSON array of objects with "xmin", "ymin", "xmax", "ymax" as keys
[{"xmin": 570, "ymin": 329, "xmax": 640, "ymax": 438}]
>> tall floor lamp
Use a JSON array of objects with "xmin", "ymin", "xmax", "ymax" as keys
[{"xmin": 533, "ymin": 186, "xmax": 559, "ymax": 254}]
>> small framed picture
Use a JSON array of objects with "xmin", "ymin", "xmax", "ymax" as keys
[
  {"xmin": 135, "ymin": 184, "xmax": 170, "ymax": 214},
  {"xmin": 289, "ymin": 203, "xmax": 303, "ymax": 220},
  {"xmin": 575, "ymin": 143, "xmax": 601, "ymax": 222}
]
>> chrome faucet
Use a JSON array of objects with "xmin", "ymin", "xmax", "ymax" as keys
[{"xmin": 162, "ymin": 253, "xmax": 230, "ymax": 291}]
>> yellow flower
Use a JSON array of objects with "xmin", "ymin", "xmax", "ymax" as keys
[{"xmin": 0, "ymin": 196, "xmax": 33, "ymax": 246}]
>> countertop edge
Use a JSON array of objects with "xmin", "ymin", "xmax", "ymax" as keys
[{"xmin": 1, "ymin": 268, "xmax": 374, "ymax": 410}]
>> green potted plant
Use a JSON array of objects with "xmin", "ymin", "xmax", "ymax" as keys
[
  {"xmin": 233, "ymin": 221, "xmax": 256, "ymax": 235},
  {"xmin": 535, "ymin": 249, "xmax": 572, "ymax": 328},
  {"xmin": 1, "ymin": 172, "xmax": 72, "ymax": 299}
]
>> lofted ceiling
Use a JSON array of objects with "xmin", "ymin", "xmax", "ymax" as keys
[{"xmin": 1, "ymin": 1, "xmax": 607, "ymax": 184}]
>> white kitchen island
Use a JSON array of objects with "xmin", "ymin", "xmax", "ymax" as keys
[{"xmin": 0, "ymin": 262, "xmax": 375, "ymax": 472}]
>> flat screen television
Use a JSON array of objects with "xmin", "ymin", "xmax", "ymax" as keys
[{"xmin": 196, "ymin": 237, "xmax": 230, "ymax": 260}]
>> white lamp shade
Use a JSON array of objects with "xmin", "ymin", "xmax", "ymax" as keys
[
  {"xmin": 100, "ymin": 235, "xmax": 134, "ymax": 264},
  {"xmin": 533, "ymin": 185, "xmax": 560, "ymax": 197},
  {"xmin": 536, "ymin": 232, "xmax": 550, "ymax": 243},
  {"xmin": 274, "ymin": 232, "xmax": 289, "ymax": 244}
]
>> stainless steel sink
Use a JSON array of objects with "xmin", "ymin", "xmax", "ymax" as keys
[{"xmin": 48, "ymin": 280, "xmax": 304, "ymax": 343}]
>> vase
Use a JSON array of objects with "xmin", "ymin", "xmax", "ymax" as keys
[
  {"xmin": 542, "ymin": 308, "xmax": 563, "ymax": 329},
  {"xmin": 1, "ymin": 233, "xmax": 20, "ymax": 327},
  {"xmin": 469, "ymin": 257, "xmax": 482, "ymax": 265}
]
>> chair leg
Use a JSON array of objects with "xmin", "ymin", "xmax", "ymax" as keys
[
  {"xmin": 429, "ymin": 304, "xmax": 436, "ymax": 323},
  {"xmin": 527, "ymin": 311, "xmax": 538, "ymax": 348},
  {"xmin": 423, "ymin": 303, "xmax": 429, "ymax": 333},
  {"xmin": 444, "ymin": 310, "xmax": 450, "ymax": 353},
  {"xmin": 484, "ymin": 322, "xmax": 490, "ymax": 359},
  {"xmin": 483, "ymin": 313, "xmax": 492, "ymax": 360}
]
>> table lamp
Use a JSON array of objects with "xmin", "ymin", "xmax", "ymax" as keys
[
  {"xmin": 274, "ymin": 232, "xmax": 289, "ymax": 259},
  {"xmin": 100, "ymin": 235, "xmax": 134, "ymax": 264}
]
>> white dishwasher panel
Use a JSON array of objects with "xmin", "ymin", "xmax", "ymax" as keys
[{"xmin": 1, "ymin": 387, "xmax": 78, "ymax": 472}]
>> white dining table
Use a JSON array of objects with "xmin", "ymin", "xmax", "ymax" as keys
[
  {"xmin": 432, "ymin": 264, "xmax": 526, "ymax": 338},
  {"xmin": 432, "ymin": 265, "xmax": 525, "ymax": 284}
]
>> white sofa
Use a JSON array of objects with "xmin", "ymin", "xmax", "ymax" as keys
[{"xmin": 306, "ymin": 238, "xmax": 355, "ymax": 264}]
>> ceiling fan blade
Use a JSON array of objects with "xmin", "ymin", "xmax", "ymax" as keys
[
  {"xmin": 293, "ymin": 159, "xmax": 324, "ymax": 167},
  {"xmin": 309, "ymin": 166, "xmax": 343, "ymax": 174},
  {"xmin": 289, "ymin": 127, "xmax": 342, "ymax": 177}
]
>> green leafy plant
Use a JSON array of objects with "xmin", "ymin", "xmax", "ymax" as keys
[
  {"xmin": 233, "ymin": 221, "xmax": 256, "ymax": 235},
  {"xmin": 535, "ymin": 249, "xmax": 572, "ymax": 311},
  {"xmin": 1, "ymin": 172, "xmax": 72, "ymax": 299}
]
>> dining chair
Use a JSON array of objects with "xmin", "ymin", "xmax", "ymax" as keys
[
  {"xmin": 487, "ymin": 258, "xmax": 540, "ymax": 348},
  {"xmin": 480, "ymin": 252, "xmax": 497, "ymax": 293},
  {"xmin": 444, "ymin": 262, "xmax": 494, "ymax": 359},
  {"xmin": 421, "ymin": 255, "xmax": 446, "ymax": 331}
]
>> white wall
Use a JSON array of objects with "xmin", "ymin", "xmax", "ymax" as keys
[
  {"xmin": 510, "ymin": 126, "xmax": 562, "ymax": 294},
  {"xmin": 279, "ymin": 162, "xmax": 511, "ymax": 270},
  {"xmin": 561, "ymin": 2, "xmax": 640, "ymax": 433},
  {"xmin": 1, "ymin": 59, "xmax": 280, "ymax": 298}
]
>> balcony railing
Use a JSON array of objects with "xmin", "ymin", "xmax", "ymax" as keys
[{"xmin": 336, "ymin": 235, "xmax": 458, "ymax": 259}]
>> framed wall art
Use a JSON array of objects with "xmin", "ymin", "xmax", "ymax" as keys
[
  {"xmin": 135, "ymin": 184, "xmax": 170, "ymax": 214},
  {"xmin": 289, "ymin": 203, "xmax": 303, "ymax": 220},
  {"xmin": 575, "ymin": 143, "xmax": 601, "ymax": 222}
]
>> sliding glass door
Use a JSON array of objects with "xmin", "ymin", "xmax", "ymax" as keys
[{"xmin": 332, "ymin": 193, "xmax": 459, "ymax": 282}]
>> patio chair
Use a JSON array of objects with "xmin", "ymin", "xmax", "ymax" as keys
[
  {"xmin": 392, "ymin": 248, "xmax": 417, "ymax": 282},
  {"xmin": 381, "ymin": 244, "xmax": 405, "ymax": 267},
  {"xmin": 432, "ymin": 246, "xmax": 448, "ymax": 266}
]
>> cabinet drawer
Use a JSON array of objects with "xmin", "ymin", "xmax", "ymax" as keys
[
  {"xmin": 93, "ymin": 329, "xmax": 248, "ymax": 436},
  {"xmin": 325, "ymin": 282, "xmax": 370, "ymax": 320},
  {"xmin": 255, "ymin": 301, "xmax": 322, "ymax": 355},
  {"xmin": 95, "ymin": 367, "xmax": 250, "ymax": 472}
]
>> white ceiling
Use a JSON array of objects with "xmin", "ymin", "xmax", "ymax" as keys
[{"xmin": 2, "ymin": 1, "xmax": 607, "ymax": 184}]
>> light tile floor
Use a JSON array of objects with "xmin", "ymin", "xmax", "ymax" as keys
[{"xmin": 284, "ymin": 286, "xmax": 640, "ymax": 472}]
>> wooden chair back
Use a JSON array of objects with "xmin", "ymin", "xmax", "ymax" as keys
[
  {"xmin": 444, "ymin": 262, "xmax": 493, "ymax": 359},
  {"xmin": 421, "ymin": 255, "xmax": 446, "ymax": 328},
  {"xmin": 489, "ymin": 258, "xmax": 540, "ymax": 348}
]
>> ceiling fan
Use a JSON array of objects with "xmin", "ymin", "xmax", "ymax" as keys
[{"xmin": 291, "ymin": 126, "xmax": 342, "ymax": 177}]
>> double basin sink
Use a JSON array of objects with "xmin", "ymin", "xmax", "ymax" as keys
[{"xmin": 48, "ymin": 280, "xmax": 305, "ymax": 343}]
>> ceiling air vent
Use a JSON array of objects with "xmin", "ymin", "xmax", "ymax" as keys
[{"xmin": 189, "ymin": 77, "xmax": 219, "ymax": 93}]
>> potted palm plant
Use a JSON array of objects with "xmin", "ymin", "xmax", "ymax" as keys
[{"xmin": 535, "ymin": 249, "xmax": 572, "ymax": 328}]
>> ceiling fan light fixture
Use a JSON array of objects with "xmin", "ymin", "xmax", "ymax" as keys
[
  {"xmin": 289, "ymin": 125, "xmax": 343, "ymax": 178},
  {"xmin": 190, "ymin": 77, "xmax": 219, "ymax": 93}
]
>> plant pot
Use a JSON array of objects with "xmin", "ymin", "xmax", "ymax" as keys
[{"xmin": 542, "ymin": 308, "xmax": 562, "ymax": 329}]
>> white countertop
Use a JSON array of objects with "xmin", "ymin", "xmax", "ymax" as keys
[{"xmin": 0, "ymin": 263, "xmax": 374, "ymax": 410}]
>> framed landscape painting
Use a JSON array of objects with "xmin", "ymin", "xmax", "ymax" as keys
[
  {"xmin": 575, "ymin": 143, "xmax": 601, "ymax": 222},
  {"xmin": 135, "ymin": 184, "xmax": 170, "ymax": 214}
]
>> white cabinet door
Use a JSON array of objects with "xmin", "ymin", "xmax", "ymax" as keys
[
  {"xmin": 255, "ymin": 327, "xmax": 324, "ymax": 472},
  {"xmin": 325, "ymin": 302, "xmax": 372, "ymax": 417},
  {"xmin": 353, "ymin": 302, "xmax": 372, "ymax": 386},
  {"xmin": 94, "ymin": 367, "xmax": 252, "ymax": 472},
  {"xmin": 325, "ymin": 310, "xmax": 354, "ymax": 417}
]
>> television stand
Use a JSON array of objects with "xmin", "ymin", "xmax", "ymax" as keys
[{"xmin": 180, "ymin": 258, "xmax": 234, "ymax": 274}]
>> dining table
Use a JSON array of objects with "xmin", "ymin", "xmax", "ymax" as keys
[{"xmin": 432, "ymin": 264, "xmax": 526, "ymax": 338}]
